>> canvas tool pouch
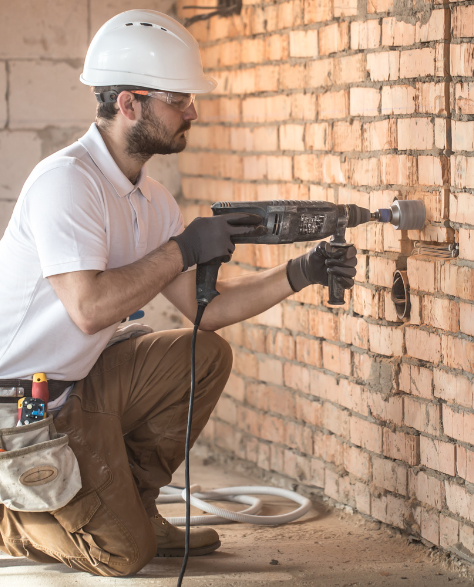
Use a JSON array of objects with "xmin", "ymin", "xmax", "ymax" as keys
[{"xmin": 0, "ymin": 410, "xmax": 81, "ymax": 512}]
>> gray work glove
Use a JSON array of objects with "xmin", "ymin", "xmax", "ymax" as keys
[
  {"xmin": 287, "ymin": 241, "xmax": 358, "ymax": 292},
  {"xmin": 170, "ymin": 213, "xmax": 266, "ymax": 271}
]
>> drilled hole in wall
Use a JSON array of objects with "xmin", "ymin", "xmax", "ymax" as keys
[{"xmin": 391, "ymin": 270, "xmax": 410, "ymax": 320}]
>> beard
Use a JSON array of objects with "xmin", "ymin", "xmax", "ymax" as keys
[{"xmin": 125, "ymin": 105, "xmax": 191, "ymax": 159}]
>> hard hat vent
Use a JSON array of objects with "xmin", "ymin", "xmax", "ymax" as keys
[
  {"xmin": 125, "ymin": 22, "xmax": 133, "ymax": 26},
  {"xmin": 140, "ymin": 22, "xmax": 153, "ymax": 26}
]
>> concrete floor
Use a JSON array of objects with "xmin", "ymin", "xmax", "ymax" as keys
[{"xmin": 0, "ymin": 452, "xmax": 473, "ymax": 587}]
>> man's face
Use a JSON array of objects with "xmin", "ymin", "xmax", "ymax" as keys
[{"xmin": 125, "ymin": 96, "xmax": 196, "ymax": 158}]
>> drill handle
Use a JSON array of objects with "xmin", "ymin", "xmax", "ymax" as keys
[
  {"xmin": 196, "ymin": 256, "xmax": 228, "ymax": 306},
  {"xmin": 327, "ymin": 227, "xmax": 352, "ymax": 306}
]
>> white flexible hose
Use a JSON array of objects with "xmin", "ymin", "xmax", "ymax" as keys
[
  {"xmin": 157, "ymin": 484, "xmax": 312, "ymax": 526},
  {"xmin": 159, "ymin": 485, "xmax": 264, "ymax": 526}
]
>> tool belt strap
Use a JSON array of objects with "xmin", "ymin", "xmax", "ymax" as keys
[{"xmin": 0, "ymin": 379, "xmax": 75, "ymax": 404}]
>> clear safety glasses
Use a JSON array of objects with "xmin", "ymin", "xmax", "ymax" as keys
[{"xmin": 131, "ymin": 90, "xmax": 196, "ymax": 112}]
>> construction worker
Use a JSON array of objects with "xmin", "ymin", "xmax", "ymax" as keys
[{"xmin": 0, "ymin": 10, "xmax": 357, "ymax": 577}]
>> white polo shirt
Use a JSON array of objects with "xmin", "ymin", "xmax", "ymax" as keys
[{"xmin": 0, "ymin": 123, "xmax": 184, "ymax": 382}]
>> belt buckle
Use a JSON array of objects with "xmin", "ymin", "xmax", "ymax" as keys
[{"xmin": 0, "ymin": 387, "xmax": 25, "ymax": 398}]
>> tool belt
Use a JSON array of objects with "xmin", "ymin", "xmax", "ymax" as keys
[
  {"xmin": 0, "ymin": 379, "xmax": 75, "ymax": 403},
  {"xmin": 0, "ymin": 412, "xmax": 81, "ymax": 511}
]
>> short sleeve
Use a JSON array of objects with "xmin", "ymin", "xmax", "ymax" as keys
[{"xmin": 23, "ymin": 162, "xmax": 108, "ymax": 278}]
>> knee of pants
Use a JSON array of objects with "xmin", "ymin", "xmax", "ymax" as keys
[
  {"xmin": 107, "ymin": 524, "xmax": 157, "ymax": 577},
  {"xmin": 196, "ymin": 330, "xmax": 233, "ymax": 369}
]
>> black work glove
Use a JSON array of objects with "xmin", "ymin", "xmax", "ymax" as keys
[
  {"xmin": 170, "ymin": 213, "xmax": 266, "ymax": 271},
  {"xmin": 287, "ymin": 241, "xmax": 358, "ymax": 292}
]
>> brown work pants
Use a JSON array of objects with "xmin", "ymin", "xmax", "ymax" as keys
[{"xmin": 0, "ymin": 329, "xmax": 232, "ymax": 576}]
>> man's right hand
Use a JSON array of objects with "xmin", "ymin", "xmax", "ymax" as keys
[{"xmin": 170, "ymin": 213, "xmax": 265, "ymax": 270}]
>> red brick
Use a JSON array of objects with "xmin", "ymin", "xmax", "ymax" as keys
[
  {"xmin": 279, "ymin": 124, "xmax": 305, "ymax": 151},
  {"xmin": 443, "ymin": 404, "xmax": 474, "ymax": 443},
  {"xmin": 350, "ymin": 88, "xmax": 380, "ymax": 117},
  {"xmin": 289, "ymin": 29, "xmax": 318, "ymax": 57},
  {"xmin": 382, "ymin": 428, "xmax": 420, "ymax": 465},
  {"xmin": 453, "ymin": 120, "xmax": 474, "ymax": 151},
  {"xmin": 278, "ymin": 0, "xmax": 302, "ymax": 29},
  {"xmin": 362, "ymin": 120, "xmax": 397, "ymax": 152},
  {"xmin": 445, "ymin": 481, "xmax": 474, "ymax": 523},
  {"xmin": 351, "ymin": 20, "xmax": 381, "ymax": 49},
  {"xmin": 372, "ymin": 456, "xmax": 408, "ymax": 495},
  {"xmin": 284, "ymin": 362, "xmax": 311, "ymax": 393},
  {"xmin": 304, "ymin": 0, "xmax": 333, "ymax": 23},
  {"xmin": 382, "ymin": 17, "xmax": 415, "ymax": 46},
  {"xmin": 380, "ymin": 154, "xmax": 417, "ymax": 185},
  {"xmin": 296, "ymin": 395, "xmax": 322, "ymax": 426},
  {"xmin": 306, "ymin": 58, "xmax": 333, "ymax": 88},
  {"xmin": 322, "ymin": 402, "xmax": 350, "ymax": 439},
  {"xmin": 295, "ymin": 335, "xmax": 322, "ymax": 367},
  {"xmin": 422, "ymin": 297, "xmax": 459, "ymax": 332},
  {"xmin": 442, "ymin": 335, "xmax": 474, "ymax": 374},
  {"xmin": 460, "ymin": 303, "xmax": 474, "ymax": 337},
  {"xmin": 459, "ymin": 228, "xmax": 474, "ymax": 263},
  {"xmin": 279, "ymin": 63, "xmax": 306, "ymax": 90},
  {"xmin": 260, "ymin": 414, "xmax": 286, "ymax": 444},
  {"xmin": 440, "ymin": 515, "xmax": 459, "ymax": 550},
  {"xmin": 350, "ymin": 416, "xmax": 383, "ymax": 453},
  {"xmin": 353, "ymin": 285, "xmax": 380, "ymax": 318},
  {"xmin": 408, "ymin": 469, "xmax": 444, "ymax": 509},
  {"xmin": 249, "ymin": 305, "xmax": 283, "ymax": 328},
  {"xmin": 305, "ymin": 122, "xmax": 331, "ymax": 151},
  {"xmin": 240, "ymin": 38, "xmax": 265, "ymax": 64},
  {"xmin": 367, "ymin": 51, "xmax": 399, "ymax": 81},
  {"xmin": 453, "ymin": 5, "xmax": 474, "ymax": 39},
  {"xmin": 397, "ymin": 118, "xmax": 433, "ymax": 151},
  {"xmin": 367, "ymin": 0, "xmax": 393, "ymax": 13},
  {"xmin": 453, "ymin": 82, "xmax": 474, "ymax": 115},
  {"xmin": 416, "ymin": 9, "xmax": 449, "ymax": 43},
  {"xmin": 257, "ymin": 356, "xmax": 283, "ymax": 386},
  {"xmin": 399, "ymin": 363, "xmax": 433, "ymax": 399},
  {"xmin": 333, "ymin": 54, "xmax": 367, "ymax": 85},
  {"xmin": 291, "ymin": 93, "xmax": 317, "ymax": 121},
  {"xmin": 381, "ymin": 85, "xmax": 416, "ymax": 115},
  {"xmin": 339, "ymin": 314, "xmax": 369, "ymax": 350},
  {"xmin": 369, "ymin": 323, "xmax": 404, "ymax": 357},
  {"xmin": 416, "ymin": 82, "xmax": 448, "ymax": 115},
  {"xmin": 450, "ymin": 192, "xmax": 474, "ymax": 224},
  {"xmin": 441, "ymin": 263, "xmax": 474, "ymax": 301},
  {"xmin": 344, "ymin": 444, "xmax": 370, "ymax": 479},
  {"xmin": 368, "ymin": 393, "xmax": 403, "ymax": 426},
  {"xmin": 266, "ymin": 331, "xmax": 295, "ymax": 361},
  {"xmin": 404, "ymin": 396, "xmax": 441, "ymax": 435},
  {"xmin": 420, "ymin": 435, "xmax": 456, "ymax": 476},
  {"xmin": 319, "ymin": 90, "xmax": 349, "ymax": 120},
  {"xmin": 334, "ymin": 0, "xmax": 357, "ymax": 17},
  {"xmin": 400, "ymin": 48, "xmax": 435, "ymax": 78},
  {"xmin": 308, "ymin": 308, "xmax": 339, "ymax": 340},
  {"xmin": 265, "ymin": 34, "xmax": 289, "ymax": 61},
  {"xmin": 405, "ymin": 328, "xmax": 441, "ymax": 364},
  {"xmin": 407, "ymin": 256, "xmax": 439, "ymax": 293},
  {"xmin": 319, "ymin": 22, "xmax": 349, "ymax": 55},
  {"xmin": 368, "ymin": 256, "xmax": 397, "ymax": 288},
  {"xmin": 420, "ymin": 509, "xmax": 440, "ymax": 546},
  {"xmin": 452, "ymin": 155, "xmax": 474, "ymax": 190},
  {"xmin": 450, "ymin": 43, "xmax": 474, "ymax": 77},
  {"xmin": 322, "ymin": 341, "xmax": 351, "ymax": 376},
  {"xmin": 418, "ymin": 156, "xmax": 448, "ymax": 187},
  {"xmin": 285, "ymin": 421, "xmax": 313, "ymax": 454},
  {"xmin": 333, "ymin": 121, "xmax": 362, "ymax": 152}
]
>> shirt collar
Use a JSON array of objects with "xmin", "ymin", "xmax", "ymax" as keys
[{"xmin": 78, "ymin": 123, "xmax": 151, "ymax": 202}]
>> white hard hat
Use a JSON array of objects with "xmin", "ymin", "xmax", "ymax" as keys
[{"xmin": 80, "ymin": 9, "xmax": 216, "ymax": 94}]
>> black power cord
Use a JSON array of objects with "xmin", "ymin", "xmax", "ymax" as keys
[{"xmin": 177, "ymin": 302, "xmax": 206, "ymax": 587}]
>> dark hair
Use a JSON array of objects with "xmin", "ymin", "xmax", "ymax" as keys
[{"xmin": 92, "ymin": 86, "xmax": 152, "ymax": 124}]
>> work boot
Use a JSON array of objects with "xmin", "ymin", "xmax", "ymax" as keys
[{"xmin": 151, "ymin": 512, "xmax": 221, "ymax": 557}]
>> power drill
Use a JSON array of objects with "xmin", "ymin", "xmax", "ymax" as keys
[{"xmin": 196, "ymin": 198, "xmax": 426, "ymax": 307}]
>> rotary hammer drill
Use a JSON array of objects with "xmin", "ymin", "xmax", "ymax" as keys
[{"xmin": 195, "ymin": 198, "xmax": 426, "ymax": 308}]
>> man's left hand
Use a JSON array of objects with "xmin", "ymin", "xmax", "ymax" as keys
[{"xmin": 286, "ymin": 241, "xmax": 358, "ymax": 293}]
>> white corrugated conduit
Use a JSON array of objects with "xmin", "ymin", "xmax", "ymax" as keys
[{"xmin": 157, "ymin": 484, "xmax": 312, "ymax": 526}]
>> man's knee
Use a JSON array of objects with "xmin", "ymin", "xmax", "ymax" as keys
[
  {"xmin": 99, "ymin": 523, "xmax": 157, "ymax": 577},
  {"xmin": 196, "ymin": 330, "xmax": 233, "ymax": 369}
]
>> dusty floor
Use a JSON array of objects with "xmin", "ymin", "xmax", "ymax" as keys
[{"xmin": 0, "ymin": 452, "xmax": 473, "ymax": 587}]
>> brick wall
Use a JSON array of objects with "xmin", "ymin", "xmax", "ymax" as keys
[
  {"xmin": 178, "ymin": 0, "xmax": 474, "ymax": 553},
  {"xmin": 0, "ymin": 0, "xmax": 181, "ymax": 330}
]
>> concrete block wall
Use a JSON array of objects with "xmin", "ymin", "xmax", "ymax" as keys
[
  {"xmin": 0, "ymin": 0, "xmax": 181, "ymax": 330},
  {"xmin": 178, "ymin": 0, "xmax": 474, "ymax": 554}
]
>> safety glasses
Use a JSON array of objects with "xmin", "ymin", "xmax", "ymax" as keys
[{"xmin": 131, "ymin": 90, "xmax": 195, "ymax": 112}]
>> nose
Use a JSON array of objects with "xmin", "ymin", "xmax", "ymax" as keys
[{"xmin": 183, "ymin": 102, "xmax": 198, "ymax": 121}]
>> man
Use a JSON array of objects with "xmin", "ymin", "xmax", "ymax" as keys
[{"xmin": 0, "ymin": 9, "xmax": 357, "ymax": 577}]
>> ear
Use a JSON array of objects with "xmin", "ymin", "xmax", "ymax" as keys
[{"xmin": 116, "ymin": 91, "xmax": 141, "ymax": 122}]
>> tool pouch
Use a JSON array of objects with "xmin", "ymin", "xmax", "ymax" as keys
[{"xmin": 0, "ymin": 413, "xmax": 81, "ymax": 512}]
